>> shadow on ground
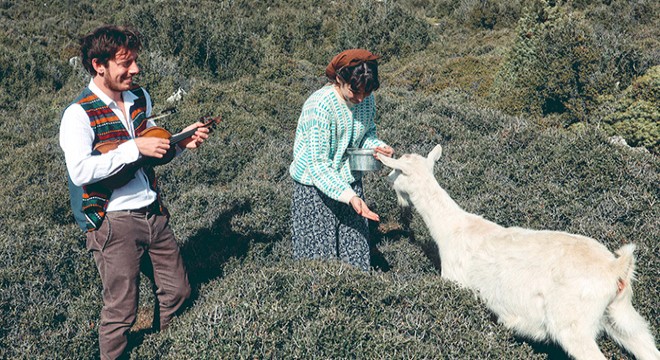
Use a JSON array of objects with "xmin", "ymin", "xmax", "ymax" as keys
[{"xmin": 126, "ymin": 201, "xmax": 281, "ymax": 355}]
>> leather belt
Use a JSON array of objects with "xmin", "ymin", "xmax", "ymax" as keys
[{"xmin": 128, "ymin": 201, "xmax": 158, "ymax": 214}]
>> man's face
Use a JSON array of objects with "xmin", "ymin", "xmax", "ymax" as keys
[{"xmin": 96, "ymin": 47, "xmax": 139, "ymax": 93}]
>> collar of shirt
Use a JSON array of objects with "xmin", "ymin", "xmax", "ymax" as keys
[{"xmin": 87, "ymin": 79, "xmax": 139, "ymax": 135}]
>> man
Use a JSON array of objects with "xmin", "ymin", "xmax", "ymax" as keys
[{"xmin": 59, "ymin": 25, "xmax": 209, "ymax": 359}]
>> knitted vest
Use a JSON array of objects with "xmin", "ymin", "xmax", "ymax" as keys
[{"xmin": 67, "ymin": 86, "xmax": 166, "ymax": 232}]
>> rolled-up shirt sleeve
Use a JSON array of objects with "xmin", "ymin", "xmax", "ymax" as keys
[{"xmin": 59, "ymin": 104, "xmax": 140, "ymax": 187}]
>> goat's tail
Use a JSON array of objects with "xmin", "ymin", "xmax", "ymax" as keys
[
  {"xmin": 605, "ymin": 243, "xmax": 660, "ymax": 360},
  {"xmin": 613, "ymin": 243, "xmax": 636, "ymax": 297}
]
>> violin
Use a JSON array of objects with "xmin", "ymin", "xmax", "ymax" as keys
[{"xmin": 93, "ymin": 114, "xmax": 221, "ymax": 189}]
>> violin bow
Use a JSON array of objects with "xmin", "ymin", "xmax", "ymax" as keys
[{"xmin": 146, "ymin": 107, "xmax": 178, "ymax": 122}]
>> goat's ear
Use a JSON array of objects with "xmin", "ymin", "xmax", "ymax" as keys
[
  {"xmin": 427, "ymin": 145, "xmax": 442, "ymax": 163},
  {"xmin": 378, "ymin": 154, "xmax": 416, "ymax": 175}
]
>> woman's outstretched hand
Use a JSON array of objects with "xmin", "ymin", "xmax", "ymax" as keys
[
  {"xmin": 350, "ymin": 196, "xmax": 380, "ymax": 222},
  {"xmin": 373, "ymin": 145, "xmax": 394, "ymax": 158}
]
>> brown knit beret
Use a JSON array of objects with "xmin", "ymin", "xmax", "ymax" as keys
[{"xmin": 325, "ymin": 49, "xmax": 380, "ymax": 81}]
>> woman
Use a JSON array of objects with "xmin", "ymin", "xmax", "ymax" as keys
[{"xmin": 289, "ymin": 49, "xmax": 394, "ymax": 271}]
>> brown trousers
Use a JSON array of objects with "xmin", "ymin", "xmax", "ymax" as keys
[{"xmin": 86, "ymin": 209, "xmax": 190, "ymax": 360}]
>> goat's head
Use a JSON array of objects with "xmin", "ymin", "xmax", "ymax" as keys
[{"xmin": 378, "ymin": 145, "xmax": 443, "ymax": 207}]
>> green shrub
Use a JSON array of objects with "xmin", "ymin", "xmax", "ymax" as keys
[
  {"xmin": 336, "ymin": 1, "xmax": 431, "ymax": 58},
  {"xmin": 386, "ymin": 53, "xmax": 501, "ymax": 98},
  {"xmin": 582, "ymin": 0, "xmax": 658, "ymax": 27},
  {"xmin": 123, "ymin": 2, "xmax": 265, "ymax": 82},
  {"xmin": 404, "ymin": 0, "xmax": 463, "ymax": 20},
  {"xmin": 492, "ymin": 0, "xmax": 657, "ymax": 123},
  {"xmin": 453, "ymin": 0, "xmax": 524, "ymax": 30},
  {"xmin": 492, "ymin": 0, "xmax": 601, "ymax": 120},
  {"xmin": 581, "ymin": 0, "xmax": 657, "ymax": 105},
  {"xmin": 261, "ymin": 2, "xmax": 331, "ymax": 63},
  {"xmin": 0, "ymin": 42, "xmax": 71, "ymax": 110},
  {"xmin": 596, "ymin": 65, "xmax": 660, "ymax": 154}
]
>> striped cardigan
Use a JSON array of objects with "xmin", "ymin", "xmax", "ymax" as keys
[{"xmin": 289, "ymin": 85, "xmax": 386, "ymax": 203}]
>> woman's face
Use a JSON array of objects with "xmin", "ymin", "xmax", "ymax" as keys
[{"xmin": 336, "ymin": 78, "xmax": 371, "ymax": 105}]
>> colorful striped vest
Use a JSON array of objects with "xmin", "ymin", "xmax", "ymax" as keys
[{"xmin": 67, "ymin": 86, "xmax": 166, "ymax": 232}]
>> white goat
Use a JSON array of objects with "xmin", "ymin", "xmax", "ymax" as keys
[{"xmin": 378, "ymin": 145, "xmax": 659, "ymax": 360}]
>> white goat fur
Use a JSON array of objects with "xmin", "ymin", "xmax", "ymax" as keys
[{"xmin": 378, "ymin": 145, "xmax": 659, "ymax": 360}]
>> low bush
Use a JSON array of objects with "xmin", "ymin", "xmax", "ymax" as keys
[
  {"xmin": 492, "ymin": 0, "xmax": 657, "ymax": 128},
  {"xmin": 123, "ymin": 2, "xmax": 265, "ymax": 82},
  {"xmin": 0, "ymin": 0, "xmax": 657, "ymax": 359},
  {"xmin": 336, "ymin": 1, "xmax": 431, "ymax": 58},
  {"xmin": 384, "ymin": 49, "xmax": 502, "ymax": 99},
  {"xmin": 453, "ymin": 0, "xmax": 524, "ymax": 30},
  {"xmin": 0, "ymin": 224, "xmax": 99, "ymax": 359},
  {"xmin": 595, "ymin": 65, "xmax": 660, "ymax": 154},
  {"xmin": 134, "ymin": 260, "xmax": 543, "ymax": 359},
  {"xmin": 492, "ymin": 0, "xmax": 600, "ymax": 120},
  {"xmin": 0, "ymin": 42, "xmax": 71, "ymax": 110}
]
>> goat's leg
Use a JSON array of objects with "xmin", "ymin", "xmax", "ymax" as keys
[
  {"xmin": 604, "ymin": 298, "xmax": 660, "ymax": 360},
  {"xmin": 554, "ymin": 329, "xmax": 606, "ymax": 360}
]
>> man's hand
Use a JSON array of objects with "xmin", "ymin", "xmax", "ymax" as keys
[
  {"xmin": 178, "ymin": 122, "xmax": 210, "ymax": 149},
  {"xmin": 350, "ymin": 196, "xmax": 380, "ymax": 222},
  {"xmin": 134, "ymin": 136, "xmax": 170, "ymax": 158}
]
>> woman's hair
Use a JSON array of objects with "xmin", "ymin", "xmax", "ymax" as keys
[
  {"xmin": 80, "ymin": 25, "xmax": 142, "ymax": 76},
  {"xmin": 334, "ymin": 60, "xmax": 380, "ymax": 94}
]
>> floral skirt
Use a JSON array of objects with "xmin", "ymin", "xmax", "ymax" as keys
[{"xmin": 291, "ymin": 180, "xmax": 370, "ymax": 271}]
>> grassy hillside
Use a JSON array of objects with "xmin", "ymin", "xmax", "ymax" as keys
[{"xmin": 0, "ymin": 0, "xmax": 658, "ymax": 359}]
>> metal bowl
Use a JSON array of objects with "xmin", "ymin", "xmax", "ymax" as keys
[{"xmin": 347, "ymin": 148, "xmax": 381, "ymax": 171}]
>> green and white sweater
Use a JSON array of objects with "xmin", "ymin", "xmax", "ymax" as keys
[{"xmin": 289, "ymin": 85, "xmax": 387, "ymax": 204}]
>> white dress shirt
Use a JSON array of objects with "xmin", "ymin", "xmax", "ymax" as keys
[{"xmin": 60, "ymin": 80, "xmax": 157, "ymax": 212}]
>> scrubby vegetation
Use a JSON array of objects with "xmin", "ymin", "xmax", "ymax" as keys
[
  {"xmin": 0, "ymin": 0, "xmax": 657, "ymax": 359},
  {"xmin": 595, "ymin": 65, "xmax": 660, "ymax": 154}
]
